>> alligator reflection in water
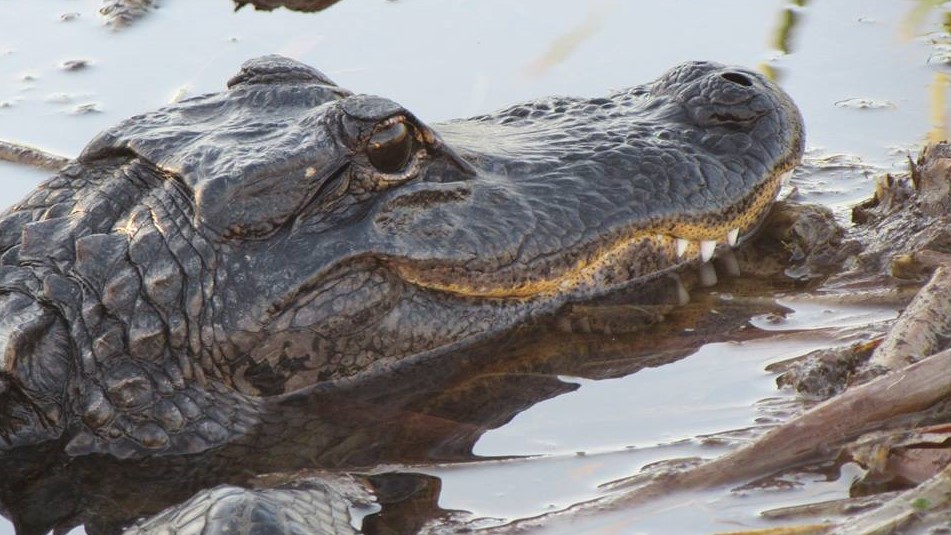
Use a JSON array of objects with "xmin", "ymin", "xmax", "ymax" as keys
[
  {"xmin": 31, "ymin": 274, "xmax": 801, "ymax": 535},
  {"xmin": 233, "ymin": 0, "xmax": 394, "ymax": 12}
]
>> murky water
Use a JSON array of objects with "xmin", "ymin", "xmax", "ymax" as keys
[{"xmin": 0, "ymin": 0, "xmax": 948, "ymax": 533}]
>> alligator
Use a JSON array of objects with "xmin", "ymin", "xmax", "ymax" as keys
[{"xmin": 0, "ymin": 55, "xmax": 804, "ymax": 534}]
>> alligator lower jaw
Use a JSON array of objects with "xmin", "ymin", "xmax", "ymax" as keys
[
  {"xmin": 393, "ymin": 168, "xmax": 794, "ymax": 300},
  {"xmin": 393, "ymin": 232, "xmax": 736, "ymax": 300}
]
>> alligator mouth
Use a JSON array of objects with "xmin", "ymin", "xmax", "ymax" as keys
[{"xmin": 392, "ymin": 164, "xmax": 796, "ymax": 300}]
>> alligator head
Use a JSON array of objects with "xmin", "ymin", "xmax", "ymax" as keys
[{"xmin": 0, "ymin": 55, "xmax": 803, "ymax": 534}]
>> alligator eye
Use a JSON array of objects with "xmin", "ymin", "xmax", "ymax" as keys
[{"xmin": 367, "ymin": 121, "xmax": 415, "ymax": 174}]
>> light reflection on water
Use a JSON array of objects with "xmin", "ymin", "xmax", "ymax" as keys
[
  {"xmin": 0, "ymin": 1, "xmax": 943, "ymax": 170},
  {"xmin": 0, "ymin": 1, "xmax": 946, "ymax": 533},
  {"xmin": 433, "ymin": 303, "xmax": 898, "ymax": 528}
]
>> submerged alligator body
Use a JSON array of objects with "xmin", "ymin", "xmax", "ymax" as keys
[{"xmin": 0, "ymin": 56, "xmax": 803, "ymax": 534}]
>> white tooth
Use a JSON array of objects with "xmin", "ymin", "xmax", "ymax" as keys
[
  {"xmin": 780, "ymin": 169, "xmax": 794, "ymax": 184},
  {"xmin": 675, "ymin": 238, "xmax": 688, "ymax": 258},
  {"xmin": 727, "ymin": 228, "xmax": 740, "ymax": 247},
  {"xmin": 698, "ymin": 262, "xmax": 718, "ymax": 287},
  {"xmin": 700, "ymin": 240, "xmax": 716, "ymax": 262}
]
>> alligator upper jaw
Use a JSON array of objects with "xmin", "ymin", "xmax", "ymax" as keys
[
  {"xmin": 386, "ymin": 183, "xmax": 788, "ymax": 301},
  {"xmin": 365, "ymin": 63, "xmax": 804, "ymax": 301}
]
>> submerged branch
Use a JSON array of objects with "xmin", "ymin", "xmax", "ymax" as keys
[
  {"xmin": 0, "ymin": 140, "xmax": 71, "ymax": 172},
  {"xmin": 609, "ymin": 345, "xmax": 951, "ymax": 505}
]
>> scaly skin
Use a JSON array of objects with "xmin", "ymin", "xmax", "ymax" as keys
[{"xmin": 0, "ymin": 56, "xmax": 803, "ymax": 534}]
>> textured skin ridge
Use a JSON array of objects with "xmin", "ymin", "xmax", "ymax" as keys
[{"xmin": 0, "ymin": 157, "xmax": 254, "ymax": 460}]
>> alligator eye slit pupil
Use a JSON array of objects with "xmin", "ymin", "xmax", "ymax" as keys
[{"xmin": 721, "ymin": 71, "xmax": 753, "ymax": 87}]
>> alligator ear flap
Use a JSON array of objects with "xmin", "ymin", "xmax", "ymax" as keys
[{"xmin": 226, "ymin": 55, "xmax": 343, "ymax": 89}]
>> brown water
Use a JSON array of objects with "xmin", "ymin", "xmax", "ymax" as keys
[{"xmin": 0, "ymin": 1, "xmax": 947, "ymax": 533}]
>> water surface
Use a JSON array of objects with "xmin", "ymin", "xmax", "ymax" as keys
[{"xmin": 0, "ymin": 1, "xmax": 948, "ymax": 533}]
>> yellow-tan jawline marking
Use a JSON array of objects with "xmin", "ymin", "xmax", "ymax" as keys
[{"xmin": 393, "ymin": 166, "xmax": 793, "ymax": 299}]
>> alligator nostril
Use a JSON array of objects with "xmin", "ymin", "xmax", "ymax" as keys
[{"xmin": 721, "ymin": 72, "xmax": 753, "ymax": 87}]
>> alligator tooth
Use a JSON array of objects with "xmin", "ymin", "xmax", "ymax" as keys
[
  {"xmin": 669, "ymin": 274, "xmax": 690, "ymax": 305},
  {"xmin": 675, "ymin": 238, "xmax": 688, "ymax": 258},
  {"xmin": 717, "ymin": 248, "xmax": 741, "ymax": 277},
  {"xmin": 727, "ymin": 229, "xmax": 740, "ymax": 247},
  {"xmin": 780, "ymin": 169, "xmax": 794, "ymax": 184},
  {"xmin": 700, "ymin": 240, "xmax": 717, "ymax": 262},
  {"xmin": 698, "ymin": 262, "xmax": 718, "ymax": 287},
  {"xmin": 575, "ymin": 317, "xmax": 592, "ymax": 334}
]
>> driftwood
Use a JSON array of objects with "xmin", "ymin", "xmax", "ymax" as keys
[{"xmin": 868, "ymin": 265, "xmax": 951, "ymax": 371}]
